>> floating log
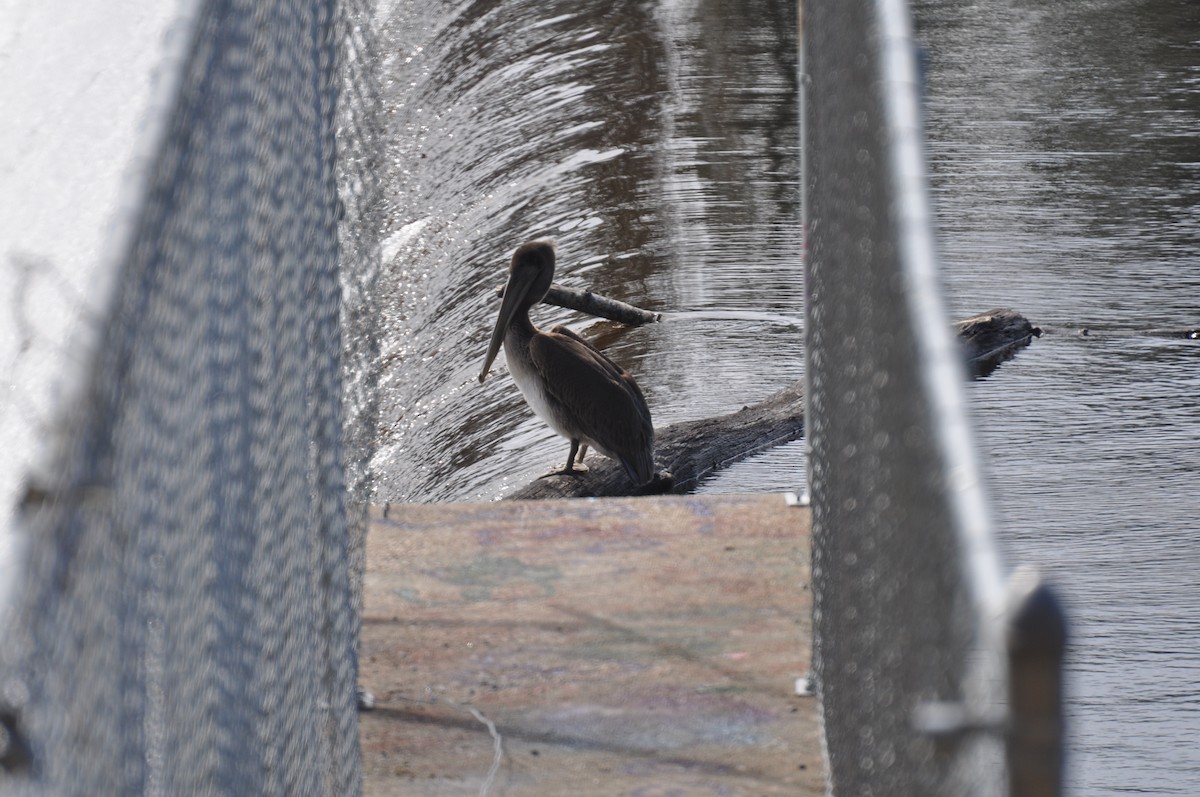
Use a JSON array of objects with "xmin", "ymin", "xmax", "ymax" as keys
[
  {"xmin": 504, "ymin": 307, "xmax": 1037, "ymax": 500},
  {"xmin": 955, "ymin": 308, "xmax": 1042, "ymax": 379}
]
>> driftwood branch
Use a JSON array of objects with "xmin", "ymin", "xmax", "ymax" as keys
[
  {"xmin": 496, "ymin": 282, "xmax": 660, "ymax": 326},
  {"xmin": 503, "ymin": 306, "xmax": 1039, "ymax": 500}
]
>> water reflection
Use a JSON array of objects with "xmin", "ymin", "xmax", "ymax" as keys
[{"xmin": 915, "ymin": 1, "xmax": 1200, "ymax": 792}]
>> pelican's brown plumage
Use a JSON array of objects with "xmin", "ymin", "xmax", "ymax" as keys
[{"xmin": 478, "ymin": 240, "xmax": 657, "ymax": 486}]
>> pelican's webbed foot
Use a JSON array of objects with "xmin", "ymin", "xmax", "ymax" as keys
[
  {"xmin": 536, "ymin": 440, "xmax": 590, "ymax": 478},
  {"xmin": 560, "ymin": 439, "xmax": 588, "ymax": 475}
]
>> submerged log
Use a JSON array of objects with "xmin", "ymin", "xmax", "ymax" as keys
[
  {"xmin": 504, "ymin": 307, "xmax": 1037, "ymax": 500},
  {"xmin": 1079, "ymin": 325, "xmax": 1200, "ymax": 340}
]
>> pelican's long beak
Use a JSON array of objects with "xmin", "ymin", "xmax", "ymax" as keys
[{"xmin": 478, "ymin": 268, "xmax": 535, "ymax": 383}]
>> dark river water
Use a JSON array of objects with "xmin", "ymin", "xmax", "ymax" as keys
[
  {"xmin": 359, "ymin": 0, "xmax": 1199, "ymax": 792},
  {"xmin": 915, "ymin": 1, "xmax": 1200, "ymax": 793}
]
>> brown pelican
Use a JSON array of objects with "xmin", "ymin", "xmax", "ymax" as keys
[{"xmin": 478, "ymin": 240, "xmax": 657, "ymax": 487}]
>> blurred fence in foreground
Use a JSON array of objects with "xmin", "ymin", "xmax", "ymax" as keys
[
  {"xmin": 803, "ymin": 0, "xmax": 1066, "ymax": 795},
  {"xmin": 0, "ymin": 0, "xmax": 370, "ymax": 793}
]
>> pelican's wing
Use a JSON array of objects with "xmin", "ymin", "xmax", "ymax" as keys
[
  {"xmin": 547, "ymin": 325, "xmax": 652, "ymax": 425},
  {"xmin": 530, "ymin": 328, "xmax": 654, "ymax": 482}
]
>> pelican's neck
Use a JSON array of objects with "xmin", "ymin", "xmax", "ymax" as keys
[{"xmin": 506, "ymin": 304, "xmax": 538, "ymax": 346}]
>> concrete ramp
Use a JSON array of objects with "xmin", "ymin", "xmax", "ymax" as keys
[{"xmin": 359, "ymin": 494, "xmax": 824, "ymax": 796}]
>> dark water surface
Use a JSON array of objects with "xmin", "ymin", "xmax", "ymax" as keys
[
  {"xmin": 362, "ymin": 0, "xmax": 1198, "ymax": 792},
  {"xmin": 915, "ymin": 0, "xmax": 1200, "ymax": 792}
]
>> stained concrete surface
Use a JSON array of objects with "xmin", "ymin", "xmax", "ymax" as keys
[{"xmin": 359, "ymin": 494, "xmax": 825, "ymax": 795}]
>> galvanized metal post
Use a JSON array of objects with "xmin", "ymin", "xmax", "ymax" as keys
[
  {"xmin": 1006, "ymin": 567, "xmax": 1068, "ymax": 797},
  {"xmin": 805, "ymin": 0, "xmax": 1012, "ymax": 791}
]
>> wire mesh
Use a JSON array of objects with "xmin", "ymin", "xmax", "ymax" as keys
[
  {"xmin": 335, "ymin": 0, "xmax": 386, "ymax": 672},
  {"xmin": 0, "ymin": 0, "xmax": 365, "ymax": 793},
  {"xmin": 803, "ymin": 0, "xmax": 1008, "ymax": 794}
]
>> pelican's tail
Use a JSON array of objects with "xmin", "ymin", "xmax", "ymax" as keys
[{"xmin": 619, "ymin": 446, "xmax": 656, "ymax": 487}]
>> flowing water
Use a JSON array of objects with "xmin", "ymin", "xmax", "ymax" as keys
[
  {"xmin": 364, "ymin": 0, "xmax": 802, "ymax": 504},
  {"xmin": 358, "ymin": 0, "xmax": 1198, "ymax": 792}
]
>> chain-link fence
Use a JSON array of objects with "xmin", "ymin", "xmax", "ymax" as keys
[
  {"xmin": 0, "ymin": 0, "xmax": 367, "ymax": 793},
  {"xmin": 335, "ymin": 0, "xmax": 386, "ymax": 672},
  {"xmin": 804, "ymin": 0, "xmax": 1061, "ymax": 794}
]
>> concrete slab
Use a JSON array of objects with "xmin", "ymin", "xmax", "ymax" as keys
[{"xmin": 359, "ymin": 494, "xmax": 824, "ymax": 796}]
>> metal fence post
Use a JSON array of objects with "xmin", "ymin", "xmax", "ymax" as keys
[
  {"xmin": 1006, "ymin": 567, "xmax": 1068, "ymax": 797},
  {"xmin": 804, "ymin": 0, "xmax": 1015, "ymax": 790}
]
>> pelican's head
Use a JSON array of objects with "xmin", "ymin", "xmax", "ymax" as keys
[{"xmin": 478, "ymin": 239, "xmax": 557, "ymax": 383}]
